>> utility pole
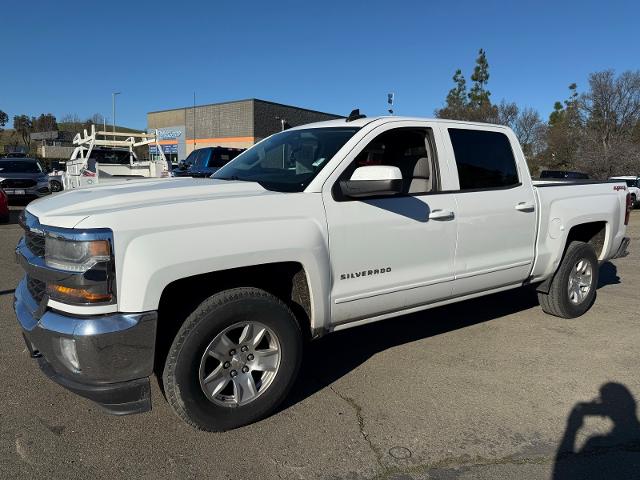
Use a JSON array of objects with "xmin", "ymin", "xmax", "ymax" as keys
[
  {"xmin": 193, "ymin": 92, "xmax": 196, "ymax": 153},
  {"xmin": 112, "ymin": 92, "xmax": 121, "ymax": 140}
]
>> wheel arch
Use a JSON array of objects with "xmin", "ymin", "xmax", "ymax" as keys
[
  {"xmin": 154, "ymin": 262, "xmax": 319, "ymax": 377},
  {"xmin": 536, "ymin": 220, "xmax": 607, "ymax": 294}
]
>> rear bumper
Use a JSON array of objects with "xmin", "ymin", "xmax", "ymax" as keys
[
  {"xmin": 611, "ymin": 237, "xmax": 630, "ymax": 259},
  {"xmin": 14, "ymin": 278, "xmax": 157, "ymax": 415}
]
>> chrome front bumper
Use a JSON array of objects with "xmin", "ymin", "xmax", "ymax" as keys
[{"xmin": 14, "ymin": 278, "xmax": 157, "ymax": 414}]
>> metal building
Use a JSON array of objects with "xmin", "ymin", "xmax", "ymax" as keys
[{"xmin": 147, "ymin": 98, "xmax": 342, "ymax": 163}]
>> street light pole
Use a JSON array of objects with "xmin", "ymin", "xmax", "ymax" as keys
[
  {"xmin": 193, "ymin": 91, "xmax": 196, "ymax": 154},
  {"xmin": 112, "ymin": 92, "xmax": 121, "ymax": 140}
]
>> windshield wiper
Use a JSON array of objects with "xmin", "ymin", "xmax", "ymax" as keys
[{"xmin": 214, "ymin": 175, "xmax": 254, "ymax": 183}]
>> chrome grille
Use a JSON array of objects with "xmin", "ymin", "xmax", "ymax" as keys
[
  {"xmin": 25, "ymin": 230, "xmax": 45, "ymax": 257},
  {"xmin": 1, "ymin": 179, "xmax": 36, "ymax": 188},
  {"xmin": 26, "ymin": 276, "xmax": 46, "ymax": 303}
]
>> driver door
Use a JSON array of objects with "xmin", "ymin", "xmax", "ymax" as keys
[{"xmin": 322, "ymin": 122, "xmax": 458, "ymax": 325}]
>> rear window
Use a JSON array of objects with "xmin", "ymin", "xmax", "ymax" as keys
[
  {"xmin": 91, "ymin": 150, "xmax": 131, "ymax": 165},
  {"xmin": 208, "ymin": 149, "xmax": 242, "ymax": 168},
  {"xmin": 448, "ymin": 129, "xmax": 519, "ymax": 190},
  {"xmin": 0, "ymin": 160, "xmax": 43, "ymax": 173}
]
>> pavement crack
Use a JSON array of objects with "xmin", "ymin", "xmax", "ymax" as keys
[{"xmin": 328, "ymin": 384, "xmax": 385, "ymax": 470}]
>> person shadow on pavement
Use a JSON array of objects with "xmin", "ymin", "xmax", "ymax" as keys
[{"xmin": 553, "ymin": 383, "xmax": 640, "ymax": 479}]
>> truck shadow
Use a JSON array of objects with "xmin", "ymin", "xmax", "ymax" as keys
[
  {"xmin": 285, "ymin": 262, "xmax": 620, "ymax": 410},
  {"xmin": 598, "ymin": 261, "xmax": 620, "ymax": 288},
  {"xmin": 285, "ymin": 287, "xmax": 537, "ymax": 409},
  {"xmin": 552, "ymin": 382, "xmax": 640, "ymax": 479}
]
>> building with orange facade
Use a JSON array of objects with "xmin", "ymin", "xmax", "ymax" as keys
[{"xmin": 147, "ymin": 98, "xmax": 341, "ymax": 163}]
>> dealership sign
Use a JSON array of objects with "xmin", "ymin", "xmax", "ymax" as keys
[{"xmin": 158, "ymin": 130, "xmax": 182, "ymax": 140}]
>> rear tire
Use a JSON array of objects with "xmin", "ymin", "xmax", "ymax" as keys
[
  {"xmin": 162, "ymin": 287, "xmax": 303, "ymax": 431},
  {"xmin": 50, "ymin": 180, "xmax": 63, "ymax": 192},
  {"xmin": 538, "ymin": 241, "xmax": 599, "ymax": 318}
]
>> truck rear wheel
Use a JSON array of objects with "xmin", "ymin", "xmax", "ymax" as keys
[
  {"xmin": 538, "ymin": 241, "xmax": 599, "ymax": 318},
  {"xmin": 162, "ymin": 287, "xmax": 303, "ymax": 431}
]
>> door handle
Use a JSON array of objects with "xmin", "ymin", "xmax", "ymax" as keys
[
  {"xmin": 515, "ymin": 202, "xmax": 535, "ymax": 212},
  {"xmin": 428, "ymin": 209, "xmax": 455, "ymax": 220}
]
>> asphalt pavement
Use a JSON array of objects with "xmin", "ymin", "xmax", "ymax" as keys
[{"xmin": 1, "ymin": 205, "xmax": 639, "ymax": 479}]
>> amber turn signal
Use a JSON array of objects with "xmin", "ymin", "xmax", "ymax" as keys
[{"xmin": 47, "ymin": 284, "xmax": 112, "ymax": 303}]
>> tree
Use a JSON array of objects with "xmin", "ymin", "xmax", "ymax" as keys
[
  {"xmin": 87, "ymin": 113, "xmax": 105, "ymax": 126},
  {"xmin": 468, "ymin": 48, "xmax": 491, "ymax": 109},
  {"xmin": 436, "ymin": 49, "xmax": 498, "ymax": 123},
  {"xmin": 32, "ymin": 113, "xmax": 58, "ymax": 132},
  {"xmin": 576, "ymin": 70, "xmax": 640, "ymax": 177},
  {"xmin": 0, "ymin": 109, "xmax": 8, "ymax": 133},
  {"xmin": 13, "ymin": 115, "xmax": 32, "ymax": 148},
  {"xmin": 543, "ymin": 83, "xmax": 583, "ymax": 170},
  {"xmin": 435, "ymin": 69, "xmax": 469, "ymax": 120},
  {"xmin": 514, "ymin": 108, "xmax": 547, "ymax": 159}
]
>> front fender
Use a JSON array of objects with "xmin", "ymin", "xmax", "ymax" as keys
[{"xmin": 116, "ymin": 216, "xmax": 331, "ymax": 333}]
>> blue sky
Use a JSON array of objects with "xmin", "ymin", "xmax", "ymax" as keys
[{"xmin": 1, "ymin": 0, "xmax": 638, "ymax": 129}]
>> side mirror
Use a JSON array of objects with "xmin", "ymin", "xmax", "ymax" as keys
[{"xmin": 339, "ymin": 165, "xmax": 403, "ymax": 198}]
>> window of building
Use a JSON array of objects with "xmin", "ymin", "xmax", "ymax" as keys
[{"xmin": 448, "ymin": 129, "xmax": 519, "ymax": 190}]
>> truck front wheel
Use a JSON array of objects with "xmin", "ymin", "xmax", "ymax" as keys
[
  {"xmin": 538, "ymin": 241, "xmax": 599, "ymax": 318},
  {"xmin": 162, "ymin": 287, "xmax": 303, "ymax": 431}
]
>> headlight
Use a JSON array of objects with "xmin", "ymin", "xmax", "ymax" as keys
[
  {"xmin": 45, "ymin": 236, "xmax": 111, "ymax": 272},
  {"xmin": 44, "ymin": 236, "xmax": 115, "ymax": 304}
]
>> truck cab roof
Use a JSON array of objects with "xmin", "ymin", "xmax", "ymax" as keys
[{"xmin": 288, "ymin": 116, "xmax": 509, "ymax": 131}]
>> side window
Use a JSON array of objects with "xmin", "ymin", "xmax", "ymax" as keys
[
  {"xmin": 195, "ymin": 149, "xmax": 211, "ymax": 168},
  {"xmin": 208, "ymin": 151, "xmax": 234, "ymax": 168},
  {"xmin": 448, "ymin": 129, "xmax": 519, "ymax": 190},
  {"xmin": 339, "ymin": 128, "xmax": 436, "ymax": 195}
]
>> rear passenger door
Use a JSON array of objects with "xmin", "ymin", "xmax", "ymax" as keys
[{"xmin": 443, "ymin": 126, "xmax": 537, "ymax": 295}]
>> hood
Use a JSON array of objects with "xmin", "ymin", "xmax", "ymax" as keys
[{"xmin": 26, "ymin": 177, "xmax": 276, "ymax": 228}]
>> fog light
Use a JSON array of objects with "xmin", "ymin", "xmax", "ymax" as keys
[{"xmin": 59, "ymin": 338, "xmax": 80, "ymax": 371}]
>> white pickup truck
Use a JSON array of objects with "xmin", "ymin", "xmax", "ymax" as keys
[{"xmin": 14, "ymin": 115, "xmax": 632, "ymax": 431}]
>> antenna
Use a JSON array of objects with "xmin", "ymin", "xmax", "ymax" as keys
[
  {"xmin": 387, "ymin": 93, "xmax": 394, "ymax": 115},
  {"xmin": 346, "ymin": 109, "xmax": 366, "ymax": 122}
]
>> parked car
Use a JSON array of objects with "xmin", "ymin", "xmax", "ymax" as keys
[
  {"xmin": 0, "ymin": 158, "xmax": 51, "ymax": 201},
  {"xmin": 540, "ymin": 170, "xmax": 590, "ymax": 180},
  {"xmin": 0, "ymin": 187, "xmax": 9, "ymax": 223},
  {"xmin": 14, "ymin": 116, "xmax": 631, "ymax": 431},
  {"xmin": 175, "ymin": 147, "xmax": 244, "ymax": 178},
  {"xmin": 48, "ymin": 160, "xmax": 66, "ymax": 192},
  {"xmin": 609, "ymin": 176, "xmax": 639, "ymax": 208}
]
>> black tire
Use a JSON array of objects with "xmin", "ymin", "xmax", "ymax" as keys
[
  {"xmin": 50, "ymin": 180, "xmax": 63, "ymax": 192},
  {"xmin": 162, "ymin": 287, "xmax": 303, "ymax": 431},
  {"xmin": 538, "ymin": 241, "xmax": 599, "ymax": 318}
]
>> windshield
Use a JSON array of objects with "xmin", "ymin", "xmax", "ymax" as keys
[
  {"xmin": 213, "ymin": 127, "xmax": 359, "ymax": 192},
  {"xmin": 0, "ymin": 160, "xmax": 43, "ymax": 173}
]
